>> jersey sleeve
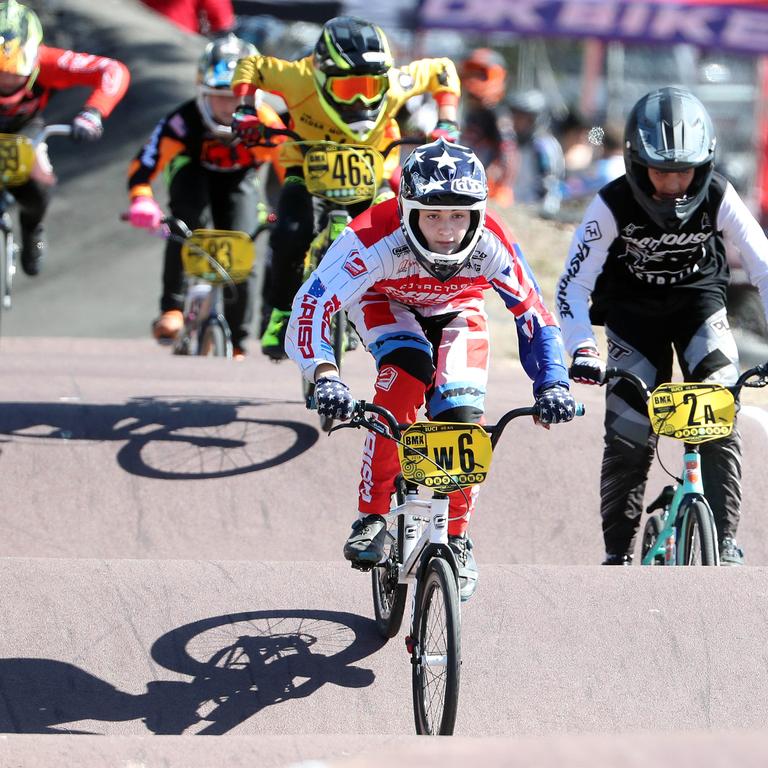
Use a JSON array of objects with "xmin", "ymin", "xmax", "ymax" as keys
[
  {"xmin": 285, "ymin": 228, "xmax": 385, "ymax": 380},
  {"xmin": 483, "ymin": 219, "xmax": 569, "ymax": 393},
  {"xmin": 232, "ymin": 55, "xmax": 302, "ymax": 99},
  {"xmin": 717, "ymin": 182, "xmax": 768, "ymax": 322},
  {"xmin": 556, "ymin": 194, "xmax": 617, "ymax": 355},
  {"xmin": 37, "ymin": 46, "xmax": 129, "ymax": 117},
  {"xmin": 394, "ymin": 58, "xmax": 461, "ymax": 106},
  {"xmin": 126, "ymin": 111, "xmax": 186, "ymax": 198}
]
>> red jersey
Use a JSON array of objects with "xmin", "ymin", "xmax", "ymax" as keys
[{"xmin": 140, "ymin": 0, "xmax": 234, "ymax": 33}]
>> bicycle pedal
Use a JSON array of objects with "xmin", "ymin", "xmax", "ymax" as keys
[{"xmin": 350, "ymin": 560, "xmax": 374, "ymax": 572}]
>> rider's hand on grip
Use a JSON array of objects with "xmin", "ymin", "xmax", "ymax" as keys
[
  {"xmin": 232, "ymin": 104, "xmax": 263, "ymax": 146},
  {"xmin": 128, "ymin": 196, "xmax": 164, "ymax": 231},
  {"xmin": 535, "ymin": 384, "xmax": 577, "ymax": 425},
  {"xmin": 569, "ymin": 346, "xmax": 606, "ymax": 385},
  {"xmin": 428, "ymin": 119, "xmax": 460, "ymax": 143},
  {"xmin": 72, "ymin": 107, "xmax": 103, "ymax": 142},
  {"xmin": 315, "ymin": 375, "xmax": 355, "ymax": 421}
]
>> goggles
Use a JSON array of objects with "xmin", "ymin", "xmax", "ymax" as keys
[{"xmin": 327, "ymin": 75, "xmax": 387, "ymax": 105}]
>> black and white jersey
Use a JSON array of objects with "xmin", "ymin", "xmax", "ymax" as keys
[{"xmin": 556, "ymin": 172, "xmax": 768, "ymax": 354}]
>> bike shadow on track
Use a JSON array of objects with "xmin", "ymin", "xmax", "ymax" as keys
[
  {"xmin": 0, "ymin": 609, "xmax": 384, "ymax": 734},
  {"xmin": 0, "ymin": 396, "xmax": 319, "ymax": 480}
]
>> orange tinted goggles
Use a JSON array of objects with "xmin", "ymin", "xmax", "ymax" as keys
[{"xmin": 328, "ymin": 75, "xmax": 387, "ymax": 105}]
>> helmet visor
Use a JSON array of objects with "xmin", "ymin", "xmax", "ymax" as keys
[{"xmin": 327, "ymin": 74, "xmax": 387, "ymax": 105}]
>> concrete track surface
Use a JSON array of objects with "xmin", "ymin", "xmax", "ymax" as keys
[{"xmin": 3, "ymin": 0, "xmax": 768, "ymax": 764}]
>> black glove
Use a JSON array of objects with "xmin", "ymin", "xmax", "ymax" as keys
[
  {"xmin": 569, "ymin": 346, "xmax": 606, "ymax": 385},
  {"xmin": 71, "ymin": 107, "xmax": 103, "ymax": 142},
  {"xmin": 314, "ymin": 375, "xmax": 355, "ymax": 421},
  {"xmin": 231, "ymin": 103, "xmax": 264, "ymax": 146},
  {"xmin": 536, "ymin": 384, "xmax": 576, "ymax": 425}
]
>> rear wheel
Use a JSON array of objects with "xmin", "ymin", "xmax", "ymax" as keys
[
  {"xmin": 198, "ymin": 317, "xmax": 232, "ymax": 358},
  {"xmin": 372, "ymin": 517, "xmax": 407, "ymax": 638},
  {"xmin": 412, "ymin": 557, "xmax": 461, "ymax": 735},
  {"xmin": 676, "ymin": 499, "xmax": 717, "ymax": 566}
]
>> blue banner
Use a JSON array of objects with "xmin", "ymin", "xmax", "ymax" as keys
[{"xmin": 416, "ymin": 0, "xmax": 768, "ymax": 55}]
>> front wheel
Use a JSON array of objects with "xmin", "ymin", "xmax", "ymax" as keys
[
  {"xmin": 372, "ymin": 517, "xmax": 407, "ymax": 639},
  {"xmin": 412, "ymin": 557, "xmax": 461, "ymax": 735},
  {"xmin": 676, "ymin": 498, "xmax": 717, "ymax": 566},
  {"xmin": 198, "ymin": 317, "xmax": 232, "ymax": 358}
]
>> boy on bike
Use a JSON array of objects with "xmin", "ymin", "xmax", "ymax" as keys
[
  {"xmin": 126, "ymin": 34, "xmax": 284, "ymax": 355},
  {"xmin": 556, "ymin": 86, "xmax": 768, "ymax": 566},
  {"xmin": 230, "ymin": 15, "xmax": 463, "ymax": 360},
  {"xmin": 0, "ymin": 0, "xmax": 129, "ymax": 276},
  {"xmin": 284, "ymin": 138, "xmax": 576, "ymax": 600}
]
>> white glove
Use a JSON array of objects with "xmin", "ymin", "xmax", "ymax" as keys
[{"xmin": 569, "ymin": 346, "xmax": 605, "ymax": 385}]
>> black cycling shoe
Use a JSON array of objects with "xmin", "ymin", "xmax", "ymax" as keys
[
  {"xmin": 719, "ymin": 537, "xmax": 745, "ymax": 566},
  {"xmin": 602, "ymin": 553, "xmax": 633, "ymax": 566},
  {"xmin": 21, "ymin": 225, "xmax": 46, "ymax": 276},
  {"xmin": 343, "ymin": 513, "xmax": 387, "ymax": 565},
  {"xmin": 448, "ymin": 534, "xmax": 478, "ymax": 601}
]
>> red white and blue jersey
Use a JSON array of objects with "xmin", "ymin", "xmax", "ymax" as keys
[{"xmin": 285, "ymin": 197, "xmax": 568, "ymax": 393}]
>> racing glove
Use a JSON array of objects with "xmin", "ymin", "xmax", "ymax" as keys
[
  {"xmin": 429, "ymin": 119, "xmax": 460, "ymax": 143},
  {"xmin": 569, "ymin": 346, "xmax": 606, "ymax": 386},
  {"xmin": 232, "ymin": 104, "xmax": 264, "ymax": 147},
  {"xmin": 535, "ymin": 384, "xmax": 576, "ymax": 425},
  {"xmin": 314, "ymin": 375, "xmax": 355, "ymax": 421},
  {"xmin": 128, "ymin": 196, "xmax": 164, "ymax": 231},
  {"xmin": 72, "ymin": 107, "xmax": 103, "ymax": 142}
]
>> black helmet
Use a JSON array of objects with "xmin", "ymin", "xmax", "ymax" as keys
[
  {"xmin": 624, "ymin": 86, "xmax": 716, "ymax": 229},
  {"xmin": 197, "ymin": 33, "xmax": 258, "ymax": 137},
  {"xmin": 399, "ymin": 138, "xmax": 488, "ymax": 282},
  {"xmin": 312, "ymin": 16, "xmax": 393, "ymax": 141}
]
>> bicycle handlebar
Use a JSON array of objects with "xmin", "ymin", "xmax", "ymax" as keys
[{"xmin": 35, "ymin": 124, "xmax": 72, "ymax": 145}]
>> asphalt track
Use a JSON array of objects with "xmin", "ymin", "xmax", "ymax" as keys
[{"xmin": 3, "ymin": 0, "xmax": 768, "ymax": 764}]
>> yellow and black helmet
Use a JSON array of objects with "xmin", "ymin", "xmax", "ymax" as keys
[{"xmin": 0, "ymin": 0, "xmax": 42, "ymax": 81}]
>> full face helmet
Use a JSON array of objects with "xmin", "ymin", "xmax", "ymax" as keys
[
  {"xmin": 197, "ymin": 33, "xmax": 258, "ymax": 138},
  {"xmin": 312, "ymin": 16, "xmax": 393, "ymax": 141},
  {"xmin": 399, "ymin": 138, "xmax": 488, "ymax": 282},
  {"xmin": 624, "ymin": 86, "xmax": 716, "ymax": 229},
  {"xmin": 460, "ymin": 48, "xmax": 506, "ymax": 107},
  {"xmin": 507, "ymin": 89, "xmax": 549, "ymax": 142},
  {"xmin": 0, "ymin": 0, "xmax": 42, "ymax": 106}
]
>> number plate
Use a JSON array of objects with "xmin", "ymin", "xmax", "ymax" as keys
[
  {"xmin": 397, "ymin": 422, "xmax": 493, "ymax": 490},
  {"xmin": 181, "ymin": 229, "xmax": 254, "ymax": 284},
  {"xmin": 648, "ymin": 382, "xmax": 735, "ymax": 443},
  {"xmin": 0, "ymin": 134, "xmax": 35, "ymax": 185},
  {"xmin": 299, "ymin": 143, "xmax": 384, "ymax": 204}
]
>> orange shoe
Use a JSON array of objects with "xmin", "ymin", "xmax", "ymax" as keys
[
  {"xmin": 233, "ymin": 345, "xmax": 247, "ymax": 361},
  {"xmin": 152, "ymin": 310, "xmax": 183, "ymax": 342}
]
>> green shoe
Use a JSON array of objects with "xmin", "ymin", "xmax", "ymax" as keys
[{"xmin": 261, "ymin": 308, "xmax": 290, "ymax": 361}]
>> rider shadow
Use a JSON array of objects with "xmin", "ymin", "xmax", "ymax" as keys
[
  {"xmin": 0, "ymin": 396, "xmax": 319, "ymax": 480},
  {"xmin": 0, "ymin": 610, "xmax": 383, "ymax": 734}
]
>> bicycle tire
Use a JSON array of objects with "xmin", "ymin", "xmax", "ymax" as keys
[
  {"xmin": 0, "ymin": 226, "xmax": 6, "ymax": 335},
  {"xmin": 412, "ymin": 557, "xmax": 461, "ymax": 735},
  {"xmin": 372, "ymin": 516, "xmax": 407, "ymax": 639},
  {"xmin": 676, "ymin": 498, "xmax": 717, "ymax": 566},
  {"xmin": 641, "ymin": 514, "xmax": 663, "ymax": 563},
  {"xmin": 199, "ymin": 317, "xmax": 232, "ymax": 358}
]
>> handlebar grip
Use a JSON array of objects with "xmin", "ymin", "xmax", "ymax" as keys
[{"xmin": 575, "ymin": 403, "xmax": 586, "ymax": 417}]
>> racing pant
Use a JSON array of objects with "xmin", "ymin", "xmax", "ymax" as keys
[
  {"xmin": 10, "ymin": 117, "xmax": 54, "ymax": 240},
  {"xmin": 162, "ymin": 158, "xmax": 261, "ymax": 348},
  {"xmin": 267, "ymin": 173, "xmax": 392, "ymax": 311},
  {"xmin": 600, "ymin": 298, "xmax": 741, "ymax": 557},
  {"xmin": 348, "ymin": 293, "xmax": 490, "ymax": 536}
]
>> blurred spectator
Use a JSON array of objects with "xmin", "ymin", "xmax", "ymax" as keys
[
  {"xmin": 458, "ymin": 48, "xmax": 516, "ymax": 208},
  {"xmin": 561, "ymin": 123, "xmax": 624, "ymax": 201},
  {"xmin": 140, "ymin": 0, "xmax": 234, "ymax": 34},
  {"xmin": 556, "ymin": 107, "xmax": 594, "ymax": 173},
  {"xmin": 507, "ymin": 88, "xmax": 565, "ymax": 217}
]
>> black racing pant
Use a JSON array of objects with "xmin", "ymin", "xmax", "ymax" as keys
[
  {"xmin": 9, "ymin": 117, "xmax": 53, "ymax": 239},
  {"xmin": 600, "ymin": 293, "xmax": 742, "ymax": 556},
  {"xmin": 266, "ymin": 175, "xmax": 388, "ymax": 311},
  {"xmin": 163, "ymin": 159, "xmax": 261, "ymax": 348}
]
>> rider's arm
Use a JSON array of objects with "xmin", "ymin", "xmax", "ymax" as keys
[
  {"xmin": 246, "ymin": 101, "xmax": 288, "ymax": 181},
  {"xmin": 482, "ymin": 213, "xmax": 569, "ymax": 393},
  {"xmin": 126, "ymin": 107, "xmax": 188, "ymax": 199},
  {"xmin": 555, "ymin": 194, "xmax": 617, "ymax": 355},
  {"xmin": 232, "ymin": 54, "xmax": 303, "ymax": 100},
  {"xmin": 36, "ymin": 45, "xmax": 130, "ymax": 119},
  {"xmin": 392, "ymin": 58, "xmax": 461, "ymax": 114},
  {"xmin": 285, "ymin": 228, "xmax": 385, "ymax": 382},
  {"xmin": 717, "ymin": 181, "xmax": 768, "ymax": 320}
]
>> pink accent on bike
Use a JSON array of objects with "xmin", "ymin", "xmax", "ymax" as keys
[{"xmin": 129, "ymin": 196, "xmax": 163, "ymax": 230}]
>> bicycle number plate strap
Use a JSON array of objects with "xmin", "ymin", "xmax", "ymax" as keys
[
  {"xmin": 302, "ymin": 143, "xmax": 384, "ymax": 204},
  {"xmin": 648, "ymin": 383, "xmax": 735, "ymax": 443},
  {"xmin": 397, "ymin": 422, "xmax": 493, "ymax": 490},
  {"xmin": 181, "ymin": 229, "xmax": 254, "ymax": 284},
  {"xmin": 0, "ymin": 134, "xmax": 35, "ymax": 185}
]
